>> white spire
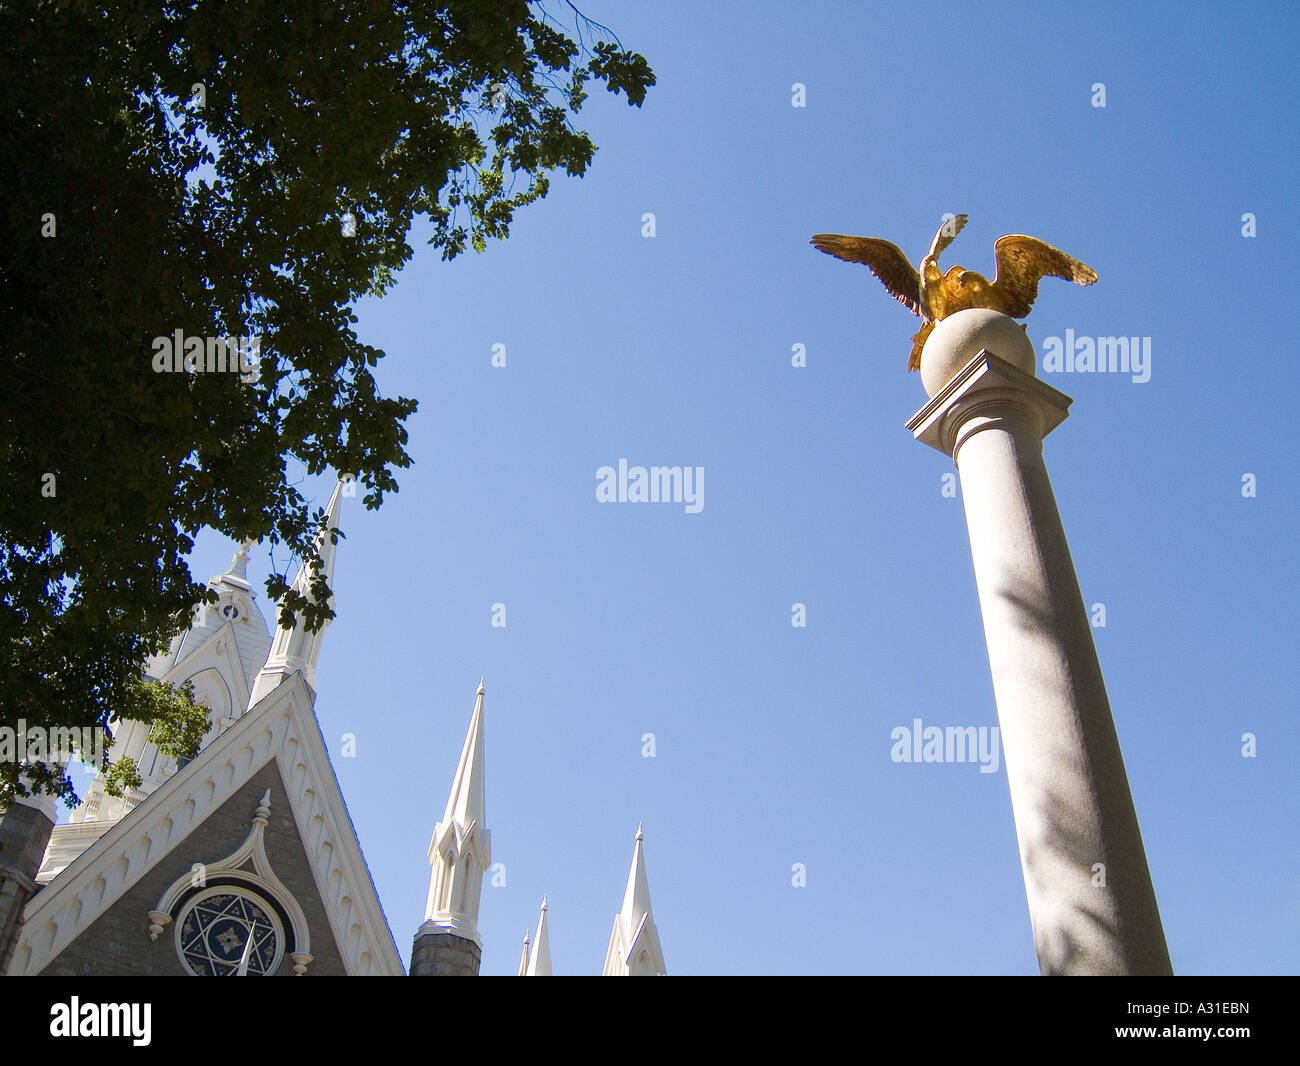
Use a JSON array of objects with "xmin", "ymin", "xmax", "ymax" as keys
[
  {"xmin": 524, "ymin": 897, "xmax": 552, "ymax": 976},
  {"xmin": 620, "ymin": 823, "xmax": 653, "ymax": 921},
  {"xmin": 420, "ymin": 681, "xmax": 492, "ymax": 947},
  {"xmin": 602, "ymin": 825, "xmax": 667, "ymax": 976},
  {"xmin": 516, "ymin": 932, "xmax": 531, "ymax": 976},
  {"xmin": 247, "ymin": 481, "xmax": 345, "ymax": 709},
  {"xmin": 441, "ymin": 678, "xmax": 487, "ymax": 831}
]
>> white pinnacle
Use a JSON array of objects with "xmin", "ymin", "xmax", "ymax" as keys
[
  {"xmin": 524, "ymin": 897, "xmax": 552, "ymax": 976},
  {"xmin": 602, "ymin": 825, "xmax": 666, "ymax": 976},
  {"xmin": 247, "ymin": 480, "xmax": 346, "ymax": 708},
  {"xmin": 620, "ymin": 828, "xmax": 653, "ymax": 924},
  {"xmin": 442, "ymin": 680, "xmax": 486, "ymax": 831},
  {"xmin": 421, "ymin": 681, "xmax": 492, "ymax": 947}
]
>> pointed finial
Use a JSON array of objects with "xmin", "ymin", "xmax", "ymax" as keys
[
  {"xmin": 477, "ymin": 676, "xmax": 485, "ymax": 695},
  {"xmin": 636, "ymin": 822, "xmax": 644, "ymax": 842},
  {"xmin": 540, "ymin": 895, "xmax": 548, "ymax": 912},
  {"xmin": 252, "ymin": 789, "xmax": 272, "ymax": 828},
  {"xmin": 227, "ymin": 541, "xmax": 252, "ymax": 580},
  {"xmin": 213, "ymin": 538, "xmax": 255, "ymax": 590}
]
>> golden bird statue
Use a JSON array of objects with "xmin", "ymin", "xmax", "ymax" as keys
[{"xmin": 809, "ymin": 214, "xmax": 1099, "ymax": 371}]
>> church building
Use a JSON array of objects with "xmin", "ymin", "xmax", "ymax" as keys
[{"xmin": 0, "ymin": 481, "xmax": 667, "ymax": 976}]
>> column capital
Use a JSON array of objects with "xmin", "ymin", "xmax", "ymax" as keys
[{"xmin": 906, "ymin": 350, "xmax": 1073, "ymax": 459}]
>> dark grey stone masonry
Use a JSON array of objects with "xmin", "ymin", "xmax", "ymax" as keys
[
  {"xmin": 410, "ymin": 931, "xmax": 480, "ymax": 976},
  {"xmin": 0, "ymin": 801, "xmax": 56, "ymax": 972}
]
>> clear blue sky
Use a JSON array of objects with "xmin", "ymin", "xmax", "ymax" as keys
[{"xmin": 161, "ymin": 1, "xmax": 1297, "ymax": 974}]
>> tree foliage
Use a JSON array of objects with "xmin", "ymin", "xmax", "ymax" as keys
[{"xmin": 0, "ymin": 0, "xmax": 653, "ymax": 807}]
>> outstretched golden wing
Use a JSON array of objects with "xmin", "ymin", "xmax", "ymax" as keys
[
  {"xmin": 809, "ymin": 234, "xmax": 922, "ymax": 316},
  {"xmin": 991, "ymin": 235, "xmax": 1099, "ymax": 318},
  {"xmin": 926, "ymin": 213, "xmax": 969, "ymax": 260}
]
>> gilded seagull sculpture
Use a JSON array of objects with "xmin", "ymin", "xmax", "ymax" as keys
[{"xmin": 810, "ymin": 214, "xmax": 1099, "ymax": 371}]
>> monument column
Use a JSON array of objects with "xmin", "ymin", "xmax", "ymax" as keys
[{"xmin": 907, "ymin": 309, "xmax": 1172, "ymax": 976}]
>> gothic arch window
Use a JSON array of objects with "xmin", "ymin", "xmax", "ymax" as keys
[
  {"xmin": 455, "ymin": 853, "xmax": 472, "ymax": 912},
  {"xmin": 183, "ymin": 668, "xmax": 232, "ymax": 724},
  {"xmin": 438, "ymin": 856, "xmax": 454, "ymax": 911}
]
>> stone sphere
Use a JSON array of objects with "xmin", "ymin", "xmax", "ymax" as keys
[{"xmin": 920, "ymin": 308, "xmax": 1037, "ymax": 397}]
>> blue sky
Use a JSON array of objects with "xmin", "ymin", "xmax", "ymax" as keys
[{"xmin": 147, "ymin": 1, "xmax": 1297, "ymax": 974}]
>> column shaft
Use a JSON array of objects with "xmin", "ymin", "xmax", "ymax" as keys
[{"xmin": 954, "ymin": 409, "xmax": 1172, "ymax": 975}]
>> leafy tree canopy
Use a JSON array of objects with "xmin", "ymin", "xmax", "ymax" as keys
[{"xmin": 0, "ymin": 0, "xmax": 653, "ymax": 807}]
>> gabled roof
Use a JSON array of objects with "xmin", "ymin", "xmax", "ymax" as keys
[{"xmin": 7, "ymin": 671, "xmax": 403, "ymax": 976}]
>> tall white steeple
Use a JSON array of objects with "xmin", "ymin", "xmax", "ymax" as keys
[
  {"xmin": 516, "ymin": 932, "xmax": 531, "ymax": 976},
  {"xmin": 419, "ymin": 680, "xmax": 491, "ymax": 947},
  {"xmin": 602, "ymin": 824, "xmax": 666, "ymax": 976},
  {"xmin": 524, "ymin": 897, "xmax": 552, "ymax": 976},
  {"xmin": 246, "ymin": 480, "xmax": 346, "ymax": 710}
]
